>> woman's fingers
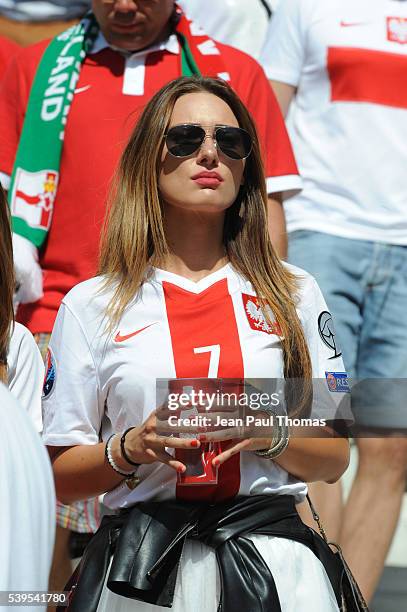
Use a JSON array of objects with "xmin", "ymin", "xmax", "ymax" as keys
[
  {"xmin": 157, "ymin": 435, "xmax": 201, "ymax": 450},
  {"xmin": 155, "ymin": 420, "xmax": 200, "ymax": 435},
  {"xmin": 145, "ymin": 446, "xmax": 186, "ymax": 473},
  {"xmin": 197, "ymin": 425, "xmax": 244, "ymax": 442},
  {"xmin": 212, "ymin": 438, "xmax": 253, "ymax": 466}
]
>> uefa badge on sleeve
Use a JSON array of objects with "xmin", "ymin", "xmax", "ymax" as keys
[
  {"xmin": 325, "ymin": 371, "xmax": 350, "ymax": 394},
  {"xmin": 42, "ymin": 347, "xmax": 56, "ymax": 399}
]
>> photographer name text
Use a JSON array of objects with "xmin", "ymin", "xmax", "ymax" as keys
[{"xmin": 167, "ymin": 414, "xmax": 327, "ymax": 428}]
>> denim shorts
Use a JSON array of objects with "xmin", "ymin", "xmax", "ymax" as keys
[{"xmin": 289, "ymin": 230, "xmax": 407, "ymax": 429}]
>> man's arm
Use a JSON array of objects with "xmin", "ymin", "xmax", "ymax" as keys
[
  {"xmin": 265, "ymin": 82, "xmax": 298, "ymax": 258},
  {"xmin": 268, "ymin": 80, "xmax": 297, "ymax": 119},
  {"xmin": 267, "ymin": 193, "xmax": 287, "ymax": 258}
]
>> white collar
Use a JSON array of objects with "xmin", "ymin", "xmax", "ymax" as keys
[{"xmin": 89, "ymin": 30, "xmax": 180, "ymax": 57}]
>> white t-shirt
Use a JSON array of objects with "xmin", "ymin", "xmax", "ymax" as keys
[
  {"xmin": 260, "ymin": 0, "xmax": 407, "ymax": 244},
  {"xmin": 8, "ymin": 322, "xmax": 44, "ymax": 431},
  {"xmin": 0, "ymin": 384, "xmax": 55, "ymax": 606},
  {"xmin": 178, "ymin": 0, "xmax": 275, "ymax": 59},
  {"xmin": 0, "ymin": 0, "xmax": 90, "ymax": 21},
  {"xmin": 42, "ymin": 264, "xmax": 348, "ymax": 510}
]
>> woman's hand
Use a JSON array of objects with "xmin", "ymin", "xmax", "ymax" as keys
[
  {"xmin": 111, "ymin": 408, "xmax": 202, "ymax": 474},
  {"xmin": 196, "ymin": 407, "xmax": 273, "ymax": 467},
  {"xmin": 154, "ymin": 398, "xmax": 348, "ymax": 480},
  {"xmin": 155, "ymin": 400, "xmax": 275, "ymax": 468}
]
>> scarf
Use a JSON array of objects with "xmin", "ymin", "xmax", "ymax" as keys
[{"xmin": 9, "ymin": 6, "xmax": 227, "ymax": 249}]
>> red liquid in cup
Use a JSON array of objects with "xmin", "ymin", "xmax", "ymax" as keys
[
  {"xmin": 176, "ymin": 442, "xmax": 221, "ymax": 486},
  {"xmin": 168, "ymin": 378, "xmax": 222, "ymax": 486}
]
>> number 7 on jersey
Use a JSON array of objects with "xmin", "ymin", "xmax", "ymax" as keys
[{"xmin": 193, "ymin": 344, "xmax": 221, "ymax": 377}]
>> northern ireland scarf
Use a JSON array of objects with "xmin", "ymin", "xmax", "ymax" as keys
[{"xmin": 9, "ymin": 6, "xmax": 227, "ymax": 249}]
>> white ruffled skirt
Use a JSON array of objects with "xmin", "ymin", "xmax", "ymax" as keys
[{"xmin": 96, "ymin": 535, "xmax": 339, "ymax": 612}]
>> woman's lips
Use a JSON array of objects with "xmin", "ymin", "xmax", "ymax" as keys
[{"xmin": 191, "ymin": 172, "xmax": 223, "ymax": 188}]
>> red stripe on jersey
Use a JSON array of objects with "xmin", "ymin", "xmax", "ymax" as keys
[
  {"xmin": 163, "ymin": 278, "xmax": 244, "ymax": 502},
  {"xmin": 327, "ymin": 46, "xmax": 407, "ymax": 109}
]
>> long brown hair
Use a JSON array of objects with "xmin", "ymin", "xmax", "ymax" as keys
[
  {"xmin": 99, "ymin": 76, "xmax": 312, "ymax": 395},
  {"xmin": 0, "ymin": 185, "xmax": 14, "ymax": 384}
]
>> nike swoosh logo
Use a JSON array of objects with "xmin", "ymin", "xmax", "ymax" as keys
[
  {"xmin": 74, "ymin": 85, "xmax": 91, "ymax": 94},
  {"xmin": 340, "ymin": 21, "xmax": 369, "ymax": 28},
  {"xmin": 114, "ymin": 323, "xmax": 158, "ymax": 343}
]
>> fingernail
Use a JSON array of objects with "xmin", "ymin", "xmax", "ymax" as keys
[
  {"xmin": 177, "ymin": 465, "xmax": 185, "ymax": 473},
  {"xmin": 213, "ymin": 458, "xmax": 220, "ymax": 467},
  {"xmin": 190, "ymin": 439, "xmax": 199, "ymax": 448}
]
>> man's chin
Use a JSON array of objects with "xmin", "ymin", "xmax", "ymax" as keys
[{"xmin": 105, "ymin": 30, "xmax": 152, "ymax": 52}]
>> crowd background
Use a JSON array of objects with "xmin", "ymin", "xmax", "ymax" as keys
[{"xmin": 0, "ymin": 1, "xmax": 406, "ymax": 611}]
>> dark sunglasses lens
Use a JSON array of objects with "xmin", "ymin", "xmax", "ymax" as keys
[
  {"xmin": 216, "ymin": 127, "xmax": 252, "ymax": 159},
  {"xmin": 166, "ymin": 125, "xmax": 205, "ymax": 157}
]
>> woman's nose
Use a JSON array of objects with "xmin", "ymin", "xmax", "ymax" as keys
[{"xmin": 196, "ymin": 134, "xmax": 219, "ymax": 165}]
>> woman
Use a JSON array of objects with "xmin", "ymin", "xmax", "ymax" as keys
[
  {"xmin": 43, "ymin": 76, "xmax": 349, "ymax": 612},
  {"xmin": 0, "ymin": 184, "xmax": 43, "ymax": 429}
]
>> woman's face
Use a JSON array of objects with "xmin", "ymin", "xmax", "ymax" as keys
[{"xmin": 159, "ymin": 92, "xmax": 246, "ymax": 215}]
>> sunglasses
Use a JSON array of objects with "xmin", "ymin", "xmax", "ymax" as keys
[{"xmin": 164, "ymin": 124, "xmax": 253, "ymax": 160}]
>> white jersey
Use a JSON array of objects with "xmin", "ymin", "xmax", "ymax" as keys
[
  {"xmin": 42, "ymin": 264, "xmax": 348, "ymax": 510},
  {"xmin": 0, "ymin": 0, "xmax": 90, "ymax": 21},
  {"xmin": 178, "ymin": 0, "xmax": 274, "ymax": 59},
  {"xmin": 260, "ymin": 0, "xmax": 407, "ymax": 244},
  {"xmin": 8, "ymin": 322, "xmax": 44, "ymax": 431},
  {"xmin": 0, "ymin": 385, "xmax": 55, "ymax": 606}
]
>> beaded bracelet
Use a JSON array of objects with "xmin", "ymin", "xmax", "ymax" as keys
[{"xmin": 105, "ymin": 434, "xmax": 137, "ymax": 477}]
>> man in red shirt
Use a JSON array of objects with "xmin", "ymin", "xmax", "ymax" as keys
[{"xmin": 0, "ymin": 34, "xmax": 19, "ymax": 72}]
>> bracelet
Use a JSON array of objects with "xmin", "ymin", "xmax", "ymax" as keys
[
  {"xmin": 254, "ymin": 410, "xmax": 290, "ymax": 460},
  {"xmin": 255, "ymin": 429, "xmax": 290, "ymax": 459},
  {"xmin": 120, "ymin": 427, "xmax": 141, "ymax": 468},
  {"xmin": 105, "ymin": 434, "xmax": 137, "ymax": 477}
]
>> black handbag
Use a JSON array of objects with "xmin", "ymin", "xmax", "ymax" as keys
[{"xmin": 306, "ymin": 494, "xmax": 370, "ymax": 612}]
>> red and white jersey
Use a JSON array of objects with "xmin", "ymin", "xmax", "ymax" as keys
[
  {"xmin": 260, "ymin": 0, "xmax": 407, "ymax": 244},
  {"xmin": 42, "ymin": 264, "xmax": 348, "ymax": 509}
]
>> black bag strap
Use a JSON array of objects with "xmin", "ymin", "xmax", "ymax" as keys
[
  {"xmin": 306, "ymin": 493, "xmax": 370, "ymax": 611},
  {"xmin": 306, "ymin": 493, "xmax": 329, "ymax": 543}
]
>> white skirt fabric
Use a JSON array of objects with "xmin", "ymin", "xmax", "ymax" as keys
[{"xmin": 96, "ymin": 535, "xmax": 339, "ymax": 612}]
